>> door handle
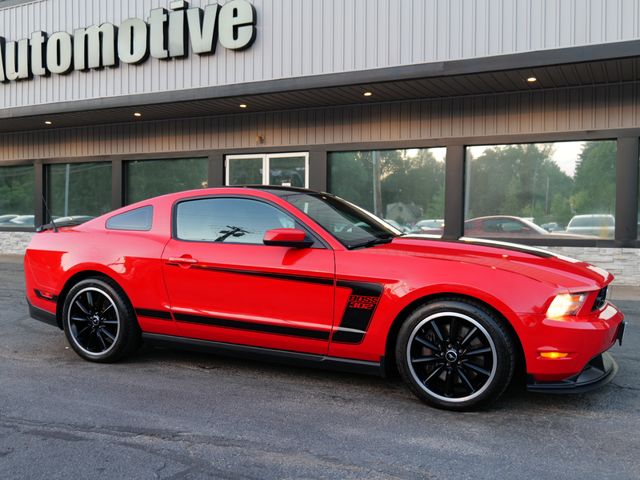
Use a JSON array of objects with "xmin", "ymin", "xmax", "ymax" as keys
[{"xmin": 167, "ymin": 256, "xmax": 198, "ymax": 267}]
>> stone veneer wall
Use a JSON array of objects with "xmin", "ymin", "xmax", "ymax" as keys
[
  {"xmin": 546, "ymin": 247, "xmax": 640, "ymax": 288},
  {"xmin": 0, "ymin": 232, "xmax": 33, "ymax": 255},
  {"xmin": 0, "ymin": 232, "xmax": 638, "ymax": 286}
]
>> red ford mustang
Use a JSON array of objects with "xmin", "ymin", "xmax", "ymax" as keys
[{"xmin": 24, "ymin": 187, "xmax": 625, "ymax": 410}]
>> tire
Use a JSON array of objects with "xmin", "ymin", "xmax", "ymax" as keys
[
  {"xmin": 62, "ymin": 277, "xmax": 140, "ymax": 363},
  {"xmin": 396, "ymin": 299, "xmax": 515, "ymax": 410}
]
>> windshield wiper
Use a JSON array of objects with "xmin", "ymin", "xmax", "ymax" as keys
[{"xmin": 348, "ymin": 236, "xmax": 394, "ymax": 250}]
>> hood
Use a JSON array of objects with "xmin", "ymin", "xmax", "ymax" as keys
[{"xmin": 373, "ymin": 235, "xmax": 612, "ymax": 291}]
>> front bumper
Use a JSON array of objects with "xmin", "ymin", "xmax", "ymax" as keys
[
  {"xmin": 527, "ymin": 351, "xmax": 619, "ymax": 393},
  {"xmin": 523, "ymin": 302, "xmax": 624, "ymax": 383}
]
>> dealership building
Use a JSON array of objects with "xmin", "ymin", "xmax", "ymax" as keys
[{"xmin": 0, "ymin": 0, "xmax": 639, "ymax": 286}]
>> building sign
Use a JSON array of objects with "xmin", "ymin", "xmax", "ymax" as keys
[{"xmin": 0, "ymin": 0, "xmax": 256, "ymax": 82}]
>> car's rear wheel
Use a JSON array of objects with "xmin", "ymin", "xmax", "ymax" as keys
[
  {"xmin": 396, "ymin": 299, "xmax": 515, "ymax": 410},
  {"xmin": 62, "ymin": 277, "xmax": 140, "ymax": 362}
]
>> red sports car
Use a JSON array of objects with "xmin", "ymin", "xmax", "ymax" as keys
[{"xmin": 24, "ymin": 187, "xmax": 625, "ymax": 410}]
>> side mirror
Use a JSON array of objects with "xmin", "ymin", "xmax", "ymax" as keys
[{"xmin": 263, "ymin": 228, "xmax": 313, "ymax": 248}]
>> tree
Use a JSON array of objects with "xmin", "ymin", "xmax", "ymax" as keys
[
  {"xmin": 0, "ymin": 165, "xmax": 33, "ymax": 215},
  {"xmin": 380, "ymin": 149, "xmax": 445, "ymax": 219},
  {"xmin": 127, "ymin": 158, "xmax": 209, "ymax": 204},
  {"xmin": 328, "ymin": 151, "xmax": 374, "ymax": 211},
  {"xmin": 329, "ymin": 149, "xmax": 445, "ymax": 224},
  {"xmin": 571, "ymin": 141, "xmax": 616, "ymax": 214},
  {"xmin": 466, "ymin": 144, "xmax": 573, "ymax": 225}
]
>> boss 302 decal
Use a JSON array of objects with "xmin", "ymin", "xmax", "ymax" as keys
[{"xmin": 332, "ymin": 281, "xmax": 384, "ymax": 344}]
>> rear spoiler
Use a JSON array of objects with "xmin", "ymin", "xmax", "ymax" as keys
[{"xmin": 36, "ymin": 219, "xmax": 87, "ymax": 232}]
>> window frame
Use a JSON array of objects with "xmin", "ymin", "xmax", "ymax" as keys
[
  {"xmin": 0, "ymin": 161, "xmax": 36, "ymax": 233},
  {"xmin": 461, "ymin": 139, "xmax": 619, "ymax": 243},
  {"xmin": 322, "ymin": 134, "xmax": 638, "ymax": 248},
  {"xmin": 171, "ymin": 194, "xmax": 329, "ymax": 249},
  {"xmin": 326, "ymin": 146, "xmax": 447, "ymax": 237},
  {"xmin": 225, "ymin": 152, "xmax": 310, "ymax": 188},
  {"xmin": 44, "ymin": 160, "xmax": 113, "ymax": 223},
  {"xmin": 124, "ymin": 156, "xmax": 209, "ymax": 205},
  {"xmin": 1, "ymin": 133, "xmax": 637, "ymax": 247}
]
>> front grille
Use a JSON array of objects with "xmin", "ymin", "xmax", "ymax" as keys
[{"xmin": 592, "ymin": 287, "xmax": 608, "ymax": 311}]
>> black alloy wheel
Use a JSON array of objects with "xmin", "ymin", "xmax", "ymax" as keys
[
  {"xmin": 62, "ymin": 277, "xmax": 140, "ymax": 362},
  {"xmin": 396, "ymin": 299, "xmax": 515, "ymax": 410}
]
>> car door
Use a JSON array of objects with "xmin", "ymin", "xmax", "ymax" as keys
[{"xmin": 161, "ymin": 195, "xmax": 335, "ymax": 355}]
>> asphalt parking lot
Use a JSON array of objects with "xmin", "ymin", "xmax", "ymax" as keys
[{"xmin": 1, "ymin": 258, "xmax": 639, "ymax": 480}]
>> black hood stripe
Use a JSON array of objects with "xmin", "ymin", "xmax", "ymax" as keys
[{"xmin": 402, "ymin": 236, "xmax": 555, "ymax": 259}]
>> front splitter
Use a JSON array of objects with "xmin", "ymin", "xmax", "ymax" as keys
[{"xmin": 527, "ymin": 351, "xmax": 619, "ymax": 394}]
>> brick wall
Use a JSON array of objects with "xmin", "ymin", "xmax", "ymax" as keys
[{"xmin": 0, "ymin": 232, "xmax": 638, "ymax": 286}]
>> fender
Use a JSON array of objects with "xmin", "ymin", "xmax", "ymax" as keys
[
  {"xmin": 388, "ymin": 283, "xmax": 526, "ymax": 337},
  {"xmin": 374, "ymin": 282, "xmax": 529, "ymax": 366}
]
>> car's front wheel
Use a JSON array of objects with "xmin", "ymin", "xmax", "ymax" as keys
[
  {"xmin": 62, "ymin": 277, "xmax": 140, "ymax": 362},
  {"xmin": 396, "ymin": 299, "xmax": 515, "ymax": 410}
]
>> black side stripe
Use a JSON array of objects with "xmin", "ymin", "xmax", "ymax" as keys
[
  {"xmin": 158, "ymin": 265, "xmax": 383, "ymax": 343},
  {"xmin": 173, "ymin": 312, "xmax": 330, "ymax": 340},
  {"xmin": 332, "ymin": 281, "xmax": 384, "ymax": 344},
  {"xmin": 180, "ymin": 264, "xmax": 335, "ymax": 286},
  {"xmin": 136, "ymin": 308, "xmax": 173, "ymax": 320}
]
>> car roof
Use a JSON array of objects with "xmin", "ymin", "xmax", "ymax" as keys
[
  {"xmin": 237, "ymin": 185, "xmax": 325, "ymax": 197},
  {"xmin": 112, "ymin": 186, "xmax": 333, "ymax": 217},
  {"xmin": 466, "ymin": 215, "xmax": 523, "ymax": 222}
]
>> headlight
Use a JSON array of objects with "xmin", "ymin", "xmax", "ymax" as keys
[{"xmin": 546, "ymin": 293, "xmax": 587, "ymax": 319}]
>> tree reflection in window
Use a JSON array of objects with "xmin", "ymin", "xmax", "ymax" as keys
[{"xmin": 215, "ymin": 226, "xmax": 250, "ymax": 242}]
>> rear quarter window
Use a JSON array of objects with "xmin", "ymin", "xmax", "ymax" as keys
[{"xmin": 106, "ymin": 206, "xmax": 153, "ymax": 231}]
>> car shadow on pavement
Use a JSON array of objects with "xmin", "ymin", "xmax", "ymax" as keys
[{"xmin": 118, "ymin": 327, "xmax": 637, "ymax": 417}]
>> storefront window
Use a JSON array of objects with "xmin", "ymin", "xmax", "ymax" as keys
[
  {"xmin": 328, "ymin": 148, "xmax": 446, "ymax": 235},
  {"xmin": 126, "ymin": 157, "xmax": 208, "ymax": 204},
  {"xmin": 226, "ymin": 153, "xmax": 308, "ymax": 188},
  {"xmin": 0, "ymin": 165, "xmax": 34, "ymax": 229},
  {"xmin": 47, "ymin": 162, "xmax": 112, "ymax": 221},
  {"xmin": 465, "ymin": 141, "xmax": 616, "ymax": 240}
]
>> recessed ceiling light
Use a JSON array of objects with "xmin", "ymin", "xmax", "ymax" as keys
[
  {"xmin": 239, "ymin": 104, "xmax": 248, "ymax": 108},
  {"xmin": 44, "ymin": 120, "xmax": 52, "ymax": 125},
  {"xmin": 133, "ymin": 112, "xmax": 142, "ymax": 117},
  {"xmin": 526, "ymin": 76, "xmax": 537, "ymax": 83},
  {"xmin": 363, "ymin": 91, "xmax": 373, "ymax": 97}
]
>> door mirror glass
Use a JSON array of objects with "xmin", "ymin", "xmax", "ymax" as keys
[{"xmin": 263, "ymin": 228, "xmax": 313, "ymax": 248}]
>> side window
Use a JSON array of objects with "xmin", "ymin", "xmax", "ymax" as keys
[
  {"xmin": 482, "ymin": 220, "xmax": 499, "ymax": 232},
  {"xmin": 106, "ymin": 206, "xmax": 153, "ymax": 231},
  {"xmin": 501, "ymin": 220, "xmax": 526, "ymax": 233},
  {"xmin": 176, "ymin": 198, "xmax": 300, "ymax": 244},
  {"xmin": 465, "ymin": 219, "xmax": 479, "ymax": 230}
]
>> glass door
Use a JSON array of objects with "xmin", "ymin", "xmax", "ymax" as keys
[
  {"xmin": 268, "ymin": 153, "xmax": 308, "ymax": 187},
  {"xmin": 226, "ymin": 152, "xmax": 309, "ymax": 188},
  {"xmin": 226, "ymin": 155, "xmax": 264, "ymax": 185}
]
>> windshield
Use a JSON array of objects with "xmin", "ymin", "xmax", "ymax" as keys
[
  {"xmin": 282, "ymin": 193, "xmax": 399, "ymax": 248},
  {"xmin": 569, "ymin": 216, "xmax": 614, "ymax": 227}
]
